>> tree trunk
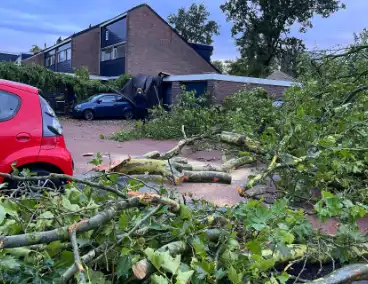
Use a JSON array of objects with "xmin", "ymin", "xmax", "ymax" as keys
[
  {"xmin": 219, "ymin": 132, "xmax": 264, "ymax": 154},
  {"xmin": 309, "ymin": 263, "xmax": 368, "ymax": 283},
  {"xmin": 182, "ymin": 170, "xmax": 232, "ymax": 184}
]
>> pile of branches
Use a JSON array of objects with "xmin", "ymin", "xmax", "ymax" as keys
[{"xmin": 0, "ymin": 170, "xmax": 367, "ymax": 283}]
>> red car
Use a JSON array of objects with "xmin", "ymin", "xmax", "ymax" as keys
[{"xmin": 0, "ymin": 79, "xmax": 73, "ymax": 188}]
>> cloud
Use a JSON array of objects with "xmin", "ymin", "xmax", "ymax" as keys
[{"xmin": 0, "ymin": 7, "xmax": 82, "ymax": 36}]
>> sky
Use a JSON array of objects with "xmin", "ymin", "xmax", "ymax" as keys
[{"xmin": 1, "ymin": 0, "xmax": 367, "ymax": 60}]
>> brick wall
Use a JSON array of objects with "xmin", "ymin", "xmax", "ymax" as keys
[
  {"xmin": 72, "ymin": 27, "xmax": 100, "ymax": 75},
  {"xmin": 170, "ymin": 80, "xmax": 289, "ymax": 105},
  {"xmin": 126, "ymin": 5, "xmax": 217, "ymax": 76},
  {"xmin": 211, "ymin": 80, "xmax": 288, "ymax": 103},
  {"xmin": 23, "ymin": 53, "xmax": 44, "ymax": 66}
]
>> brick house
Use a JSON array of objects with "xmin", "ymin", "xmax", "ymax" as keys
[
  {"xmin": 162, "ymin": 73, "xmax": 298, "ymax": 105},
  {"xmin": 22, "ymin": 4, "xmax": 219, "ymax": 77}
]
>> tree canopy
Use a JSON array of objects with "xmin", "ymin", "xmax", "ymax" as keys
[
  {"xmin": 221, "ymin": 0, "xmax": 346, "ymax": 77},
  {"xmin": 29, "ymin": 45, "xmax": 42, "ymax": 55},
  {"xmin": 168, "ymin": 3, "xmax": 220, "ymax": 45}
]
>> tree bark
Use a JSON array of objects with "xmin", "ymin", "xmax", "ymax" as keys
[
  {"xmin": 0, "ymin": 198, "xmax": 142, "ymax": 248},
  {"xmin": 222, "ymin": 156, "xmax": 256, "ymax": 172},
  {"xmin": 219, "ymin": 132, "xmax": 264, "ymax": 154},
  {"xmin": 127, "ymin": 192, "xmax": 180, "ymax": 212},
  {"xmin": 182, "ymin": 170, "xmax": 232, "ymax": 184},
  {"xmin": 309, "ymin": 263, "xmax": 368, "ymax": 283}
]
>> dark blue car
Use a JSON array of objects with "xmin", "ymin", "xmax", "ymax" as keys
[{"xmin": 72, "ymin": 93, "xmax": 134, "ymax": 120}]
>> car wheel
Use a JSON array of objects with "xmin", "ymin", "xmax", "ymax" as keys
[
  {"xmin": 84, "ymin": 110, "xmax": 94, "ymax": 121},
  {"xmin": 123, "ymin": 109, "xmax": 134, "ymax": 120},
  {"xmin": 5, "ymin": 168, "xmax": 63, "ymax": 196}
]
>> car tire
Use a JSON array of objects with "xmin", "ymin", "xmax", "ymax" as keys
[
  {"xmin": 123, "ymin": 109, "xmax": 134, "ymax": 120},
  {"xmin": 5, "ymin": 168, "xmax": 63, "ymax": 196},
  {"xmin": 84, "ymin": 110, "xmax": 94, "ymax": 121}
]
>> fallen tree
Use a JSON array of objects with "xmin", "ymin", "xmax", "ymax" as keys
[
  {"xmin": 0, "ymin": 173, "xmax": 366, "ymax": 283},
  {"xmin": 1, "ymin": 42, "xmax": 368, "ymax": 283}
]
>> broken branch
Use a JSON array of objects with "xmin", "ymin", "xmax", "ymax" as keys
[
  {"xmin": 0, "ymin": 172, "xmax": 126, "ymax": 198},
  {"xmin": 0, "ymin": 198, "xmax": 141, "ymax": 248},
  {"xmin": 69, "ymin": 224, "xmax": 86, "ymax": 284}
]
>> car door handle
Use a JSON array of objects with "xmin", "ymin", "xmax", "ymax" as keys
[{"xmin": 16, "ymin": 132, "xmax": 31, "ymax": 142}]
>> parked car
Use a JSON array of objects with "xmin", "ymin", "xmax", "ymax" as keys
[
  {"xmin": 0, "ymin": 79, "xmax": 73, "ymax": 189},
  {"xmin": 72, "ymin": 93, "xmax": 134, "ymax": 120}
]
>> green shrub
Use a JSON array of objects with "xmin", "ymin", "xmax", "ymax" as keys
[
  {"xmin": 0, "ymin": 62, "xmax": 132, "ymax": 101},
  {"xmin": 112, "ymin": 88, "xmax": 276, "ymax": 141}
]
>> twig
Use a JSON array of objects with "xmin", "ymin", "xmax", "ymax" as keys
[
  {"xmin": 293, "ymin": 256, "xmax": 308, "ymax": 284},
  {"xmin": 181, "ymin": 125, "xmax": 187, "ymax": 140},
  {"xmin": 0, "ymin": 172, "xmax": 127, "ymax": 198},
  {"xmin": 69, "ymin": 224, "xmax": 87, "ymax": 284},
  {"xmin": 103, "ymin": 172, "xmax": 161, "ymax": 194},
  {"xmin": 61, "ymin": 205, "xmax": 163, "ymax": 283}
]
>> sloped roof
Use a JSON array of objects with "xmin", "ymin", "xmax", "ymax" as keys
[
  {"xmin": 22, "ymin": 4, "xmax": 220, "ymax": 73},
  {"xmin": 267, "ymin": 70, "xmax": 296, "ymax": 82}
]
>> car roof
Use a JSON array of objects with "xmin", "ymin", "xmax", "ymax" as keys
[{"xmin": 0, "ymin": 79, "xmax": 38, "ymax": 94}]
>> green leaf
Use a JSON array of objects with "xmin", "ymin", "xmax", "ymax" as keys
[
  {"xmin": 251, "ymin": 255, "xmax": 275, "ymax": 271},
  {"xmin": 277, "ymin": 272, "xmax": 290, "ymax": 283},
  {"xmin": 227, "ymin": 266, "xmax": 243, "ymax": 284},
  {"xmin": 0, "ymin": 205, "xmax": 6, "ymax": 224},
  {"xmin": 180, "ymin": 205, "xmax": 192, "ymax": 220},
  {"xmin": 87, "ymin": 270, "xmax": 111, "ymax": 284},
  {"xmin": 176, "ymin": 270, "xmax": 194, "ymax": 284},
  {"xmin": 246, "ymin": 240, "xmax": 262, "ymax": 255},
  {"xmin": 0, "ymin": 255, "xmax": 21, "ymax": 270},
  {"xmin": 119, "ymin": 213, "xmax": 129, "ymax": 229},
  {"xmin": 116, "ymin": 255, "xmax": 132, "ymax": 279},
  {"xmin": 61, "ymin": 196, "xmax": 80, "ymax": 211},
  {"xmin": 39, "ymin": 211, "xmax": 54, "ymax": 219},
  {"xmin": 151, "ymin": 274, "xmax": 169, "ymax": 284},
  {"xmin": 193, "ymin": 238, "xmax": 207, "ymax": 258},
  {"xmin": 144, "ymin": 248, "xmax": 164, "ymax": 270},
  {"xmin": 0, "ymin": 200, "xmax": 18, "ymax": 217},
  {"xmin": 47, "ymin": 241, "xmax": 64, "ymax": 257},
  {"xmin": 319, "ymin": 135, "xmax": 336, "ymax": 148},
  {"xmin": 161, "ymin": 251, "xmax": 181, "ymax": 275}
]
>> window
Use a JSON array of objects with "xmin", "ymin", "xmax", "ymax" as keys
[
  {"xmin": 114, "ymin": 45, "xmax": 125, "ymax": 59},
  {"xmin": 100, "ymin": 95, "xmax": 116, "ymax": 103},
  {"xmin": 101, "ymin": 44, "xmax": 125, "ymax": 61},
  {"xmin": 58, "ymin": 51, "xmax": 66, "ymax": 63},
  {"xmin": 0, "ymin": 90, "xmax": 21, "ymax": 121},
  {"xmin": 101, "ymin": 48, "xmax": 112, "ymax": 61},
  {"xmin": 105, "ymin": 30, "xmax": 109, "ymax": 41},
  {"xmin": 45, "ymin": 55, "xmax": 55, "ymax": 66},
  {"xmin": 66, "ymin": 49, "xmax": 71, "ymax": 60}
]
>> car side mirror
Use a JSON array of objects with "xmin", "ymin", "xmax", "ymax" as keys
[{"xmin": 96, "ymin": 99, "xmax": 102, "ymax": 104}]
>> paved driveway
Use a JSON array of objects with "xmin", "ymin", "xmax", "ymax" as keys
[{"xmin": 60, "ymin": 118, "xmax": 246, "ymax": 205}]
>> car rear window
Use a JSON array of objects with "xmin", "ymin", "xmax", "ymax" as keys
[{"xmin": 0, "ymin": 90, "xmax": 21, "ymax": 121}]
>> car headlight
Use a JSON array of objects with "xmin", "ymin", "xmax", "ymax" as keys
[{"xmin": 75, "ymin": 105, "xmax": 81, "ymax": 110}]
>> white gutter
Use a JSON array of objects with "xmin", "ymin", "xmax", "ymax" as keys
[{"xmin": 163, "ymin": 74, "xmax": 300, "ymax": 87}]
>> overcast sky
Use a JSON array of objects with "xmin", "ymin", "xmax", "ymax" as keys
[{"xmin": 1, "ymin": 0, "xmax": 367, "ymax": 60}]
